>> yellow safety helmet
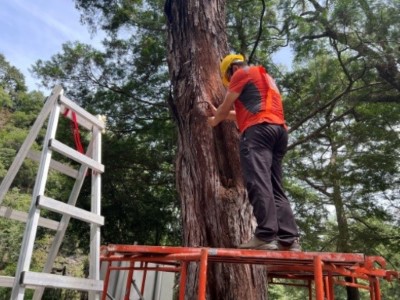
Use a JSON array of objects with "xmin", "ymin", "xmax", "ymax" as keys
[{"xmin": 220, "ymin": 54, "xmax": 245, "ymax": 87}]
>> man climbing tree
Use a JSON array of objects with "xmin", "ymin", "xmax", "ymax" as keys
[{"xmin": 208, "ymin": 54, "xmax": 301, "ymax": 252}]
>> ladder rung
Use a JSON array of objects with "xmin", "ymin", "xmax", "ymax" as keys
[
  {"xmin": 59, "ymin": 95, "xmax": 105, "ymax": 130},
  {"xmin": 0, "ymin": 275, "xmax": 14, "ymax": 287},
  {"xmin": 0, "ymin": 206, "xmax": 59, "ymax": 230},
  {"xmin": 27, "ymin": 150, "xmax": 79, "ymax": 178},
  {"xmin": 49, "ymin": 139, "xmax": 104, "ymax": 173},
  {"xmin": 37, "ymin": 196, "xmax": 104, "ymax": 226},
  {"xmin": 21, "ymin": 271, "xmax": 103, "ymax": 292}
]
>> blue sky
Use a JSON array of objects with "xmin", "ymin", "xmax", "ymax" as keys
[
  {"xmin": 0, "ymin": 0, "xmax": 291, "ymax": 94},
  {"xmin": 0, "ymin": 0, "xmax": 103, "ymax": 93}
]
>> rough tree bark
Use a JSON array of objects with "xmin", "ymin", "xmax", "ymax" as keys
[{"xmin": 164, "ymin": 1, "xmax": 267, "ymax": 299}]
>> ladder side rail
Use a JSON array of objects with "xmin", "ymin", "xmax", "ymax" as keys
[
  {"xmin": 11, "ymin": 102, "xmax": 62, "ymax": 300},
  {"xmin": 32, "ymin": 153, "xmax": 92, "ymax": 300},
  {"xmin": 59, "ymin": 95, "xmax": 105, "ymax": 130},
  {"xmin": 89, "ymin": 126, "xmax": 102, "ymax": 300},
  {"xmin": 0, "ymin": 86, "xmax": 63, "ymax": 206}
]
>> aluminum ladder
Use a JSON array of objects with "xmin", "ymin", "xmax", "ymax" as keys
[{"xmin": 0, "ymin": 85, "xmax": 105, "ymax": 299}]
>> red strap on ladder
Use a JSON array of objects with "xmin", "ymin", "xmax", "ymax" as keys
[{"xmin": 63, "ymin": 108, "xmax": 85, "ymax": 154}]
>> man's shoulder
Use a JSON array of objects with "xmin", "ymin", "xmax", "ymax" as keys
[
  {"xmin": 249, "ymin": 65, "xmax": 267, "ymax": 73},
  {"xmin": 231, "ymin": 67, "xmax": 249, "ymax": 81}
]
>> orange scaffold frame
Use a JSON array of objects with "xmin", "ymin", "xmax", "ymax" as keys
[{"xmin": 100, "ymin": 244, "xmax": 399, "ymax": 300}]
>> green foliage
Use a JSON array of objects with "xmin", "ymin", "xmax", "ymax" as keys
[
  {"xmin": 0, "ymin": 189, "xmax": 29, "ymax": 275},
  {"xmin": 0, "ymin": 53, "xmax": 27, "ymax": 100},
  {"xmin": 0, "ymin": 87, "xmax": 12, "ymax": 108},
  {"xmin": 280, "ymin": 0, "xmax": 400, "ymax": 93},
  {"xmin": 100, "ymin": 132, "xmax": 180, "ymax": 245},
  {"xmin": 0, "ymin": 89, "xmax": 45, "ymax": 191}
]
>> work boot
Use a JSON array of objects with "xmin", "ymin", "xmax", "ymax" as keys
[
  {"xmin": 238, "ymin": 236, "xmax": 278, "ymax": 250},
  {"xmin": 278, "ymin": 238, "xmax": 301, "ymax": 252}
]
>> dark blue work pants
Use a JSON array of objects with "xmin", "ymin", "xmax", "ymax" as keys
[{"xmin": 240, "ymin": 123, "xmax": 299, "ymax": 244}]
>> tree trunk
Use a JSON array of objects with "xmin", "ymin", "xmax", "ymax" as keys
[
  {"xmin": 164, "ymin": 1, "xmax": 267, "ymax": 299},
  {"xmin": 330, "ymin": 140, "xmax": 360, "ymax": 300}
]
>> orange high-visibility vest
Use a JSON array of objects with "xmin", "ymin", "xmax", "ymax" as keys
[{"xmin": 229, "ymin": 66, "xmax": 286, "ymax": 133}]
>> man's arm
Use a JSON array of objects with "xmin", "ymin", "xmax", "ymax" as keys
[
  {"xmin": 208, "ymin": 91, "xmax": 239, "ymax": 127},
  {"xmin": 208, "ymin": 102, "xmax": 236, "ymax": 120}
]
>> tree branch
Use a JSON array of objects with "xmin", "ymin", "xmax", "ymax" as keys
[
  {"xmin": 288, "ymin": 84, "xmax": 353, "ymax": 133},
  {"xmin": 302, "ymin": 177, "xmax": 332, "ymax": 197},
  {"xmin": 288, "ymin": 106, "xmax": 355, "ymax": 150},
  {"xmin": 248, "ymin": 0, "xmax": 266, "ymax": 64}
]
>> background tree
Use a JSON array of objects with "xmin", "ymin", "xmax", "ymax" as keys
[
  {"xmin": 275, "ymin": 2, "xmax": 400, "ymax": 294},
  {"xmin": 279, "ymin": 0, "xmax": 400, "ymax": 98}
]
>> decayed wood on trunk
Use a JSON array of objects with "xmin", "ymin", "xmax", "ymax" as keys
[{"xmin": 165, "ymin": 1, "xmax": 268, "ymax": 299}]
